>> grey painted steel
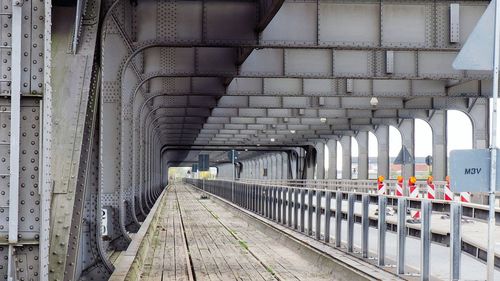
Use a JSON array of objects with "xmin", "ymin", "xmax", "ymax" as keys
[
  {"xmin": 277, "ymin": 187, "xmax": 282, "ymax": 223},
  {"xmin": 300, "ymin": 189, "xmax": 306, "ymax": 233},
  {"xmin": 361, "ymin": 194, "xmax": 369, "ymax": 258},
  {"xmin": 378, "ymin": 196, "xmax": 387, "ymax": 267},
  {"xmin": 421, "ymin": 200, "xmax": 432, "ymax": 281},
  {"xmin": 8, "ymin": 4, "xmax": 22, "ymax": 280},
  {"xmin": 324, "ymin": 191, "xmax": 332, "ymax": 243},
  {"xmin": 397, "ymin": 198, "xmax": 407, "ymax": 275},
  {"xmin": 307, "ymin": 189, "xmax": 313, "ymax": 236},
  {"xmin": 315, "ymin": 191, "xmax": 322, "ymax": 240},
  {"xmin": 288, "ymin": 187, "xmax": 293, "ymax": 227},
  {"xmin": 293, "ymin": 188, "xmax": 299, "ymax": 230},
  {"xmin": 347, "ymin": 193, "xmax": 355, "ymax": 252},
  {"xmin": 335, "ymin": 193, "xmax": 342, "ymax": 248},
  {"xmin": 450, "ymin": 202, "xmax": 462, "ymax": 281}
]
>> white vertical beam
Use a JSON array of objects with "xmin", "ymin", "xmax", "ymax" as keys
[{"xmin": 8, "ymin": 1, "xmax": 22, "ymax": 280}]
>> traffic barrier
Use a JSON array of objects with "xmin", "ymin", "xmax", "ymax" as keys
[
  {"xmin": 377, "ymin": 176, "xmax": 386, "ymax": 195},
  {"xmin": 426, "ymin": 176, "xmax": 435, "ymax": 200},
  {"xmin": 396, "ymin": 176, "xmax": 404, "ymax": 197},
  {"xmin": 461, "ymin": 192, "xmax": 471, "ymax": 203},
  {"xmin": 444, "ymin": 176, "xmax": 453, "ymax": 201},
  {"xmin": 409, "ymin": 176, "xmax": 420, "ymax": 220}
]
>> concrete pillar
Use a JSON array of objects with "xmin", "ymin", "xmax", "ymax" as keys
[
  {"xmin": 340, "ymin": 136, "xmax": 352, "ymax": 179},
  {"xmin": 326, "ymin": 139, "xmax": 337, "ymax": 179},
  {"xmin": 428, "ymin": 111, "xmax": 447, "ymax": 180},
  {"xmin": 399, "ymin": 119, "xmax": 415, "ymax": 177},
  {"xmin": 469, "ymin": 99, "xmax": 489, "ymax": 149},
  {"xmin": 315, "ymin": 142, "xmax": 326, "ymax": 179},
  {"xmin": 276, "ymin": 153, "xmax": 282, "ymax": 179},
  {"xmin": 282, "ymin": 152, "xmax": 289, "ymax": 179},
  {"xmin": 375, "ymin": 125, "xmax": 389, "ymax": 178},
  {"xmin": 356, "ymin": 132, "xmax": 369, "ymax": 180}
]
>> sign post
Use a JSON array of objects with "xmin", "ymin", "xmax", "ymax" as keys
[
  {"xmin": 453, "ymin": 1, "xmax": 500, "ymax": 277},
  {"xmin": 489, "ymin": 2, "xmax": 500, "ymax": 279}
]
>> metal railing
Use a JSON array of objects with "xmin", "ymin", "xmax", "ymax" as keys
[
  {"xmin": 185, "ymin": 178, "xmax": 500, "ymax": 281},
  {"xmin": 230, "ymin": 178, "xmax": 495, "ymax": 206}
]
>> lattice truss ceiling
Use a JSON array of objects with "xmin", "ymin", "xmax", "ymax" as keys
[{"xmin": 108, "ymin": 0, "xmax": 492, "ymax": 151}]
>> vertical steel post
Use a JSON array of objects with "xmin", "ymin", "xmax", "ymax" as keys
[
  {"xmin": 335, "ymin": 192, "xmax": 342, "ymax": 247},
  {"xmin": 347, "ymin": 193, "xmax": 355, "ymax": 252},
  {"xmin": 378, "ymin": 196, "xmax": 387, "ymax": 266},
  {"xmin": 421, "ymin": 200, "xmax": 431, "ymax": 281},
  {"xmin": 397, "ymin": 198, "xmax": 407, "ymax": 275},
  {"xmin": 307, "ymin": 189, "xmax": 313, "ymax": 236},
  {"xmin": 8, "ymin": 2, "xmax": 22, "ymax": 280},
  {"xmin": 282, "ymin": 188, "xmax": 287, "ymax": 224},
  {"xmin": 325, "ymin": 191, "xmax": 332, "ymax": 243},
  {"xmin": 362, "ymin": 194, "xmax": 370, "ymax": 258},
  {"xmin": 315, "ymin": 191, "xmax": 322, "ymax": 240},
  {"xmin": 294, "ymin": 188, "xmax": 299, "ymax": 230},
  {"xmin": 489, "ymin": 1, "xmax": 500, "ymax": 279},
  {"xmin": 277, "ymin": 187, "xmax": 282, "ymax": 223},
  {"xmin": 300, "ymin": 189, "xmax": 306, "ymax": 232},
  {"xmin": 450, "ymin": 202, "xmax": 462, "ymax": 281},
  {"xmin": 288, "ymin": 187, "xmax": 293, "ymax": 227}
]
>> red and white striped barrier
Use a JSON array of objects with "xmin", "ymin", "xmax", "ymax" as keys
[
  {"xmin": 444, "ymin": 176, "xmax": 453, "ymax": 201},
  {"xmin": 396, "ymin": 176, "xmax": 404, "ymax": 197},
  {"xmin": 409, "ymin": 176, "xmax": 420, "ymax": 220},
  {"xmin": 426, "ymin": 176, "xmax": 435, "ymax": 200},
  {"xmin": 460, "ymin": 192, "xmax": 471, "ymax": 203},
  {"xmin": 377, "ymin": 176, "xmax": 386, "ymax": 195}
]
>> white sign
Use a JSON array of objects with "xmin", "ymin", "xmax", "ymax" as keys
[{"xmin": 449, "ymin": 149, "xmax": 499, "ymax": 192}]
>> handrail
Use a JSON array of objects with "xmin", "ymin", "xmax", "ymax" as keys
[{"xmin": 185, "ymin": 178, "xmax": 500, "ymax": 280}]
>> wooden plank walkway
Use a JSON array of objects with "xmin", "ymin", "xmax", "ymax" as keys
[{"xmin": 138, "ymin": 183, "xmax": 338, "ymax": 281}]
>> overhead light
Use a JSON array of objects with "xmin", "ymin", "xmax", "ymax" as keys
[
  {"xmin": 290, "ymin": 130, "xmax": 296, "ymax": 134},
  {"xmin": 245, "ymin": 148, "xmax": 248, "ymax": 151},
  {"xmin": 370, "ymin": 97, "xmax": 379, "ymax": 106},
  {"xmin": 257, "ymin": 144, "xmax": 260, "ymax": 146},
  {"xmin": 270, "ymin": 138, "xmax": 275, "ymax": 142},
  {"xmin": 320, "ymin": 117, "xmax": 327, "ymax": 123}
]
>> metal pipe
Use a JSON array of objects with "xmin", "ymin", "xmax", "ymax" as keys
[
  {"xmin": 421, "ymin": 200, "xmax": 431, "ymax": 281},
  {"xmin": 378, "ymin": 196, "xmax": 387, "ymax": 266},
  {"xmin": 361, "ymin": 194, "xmax": 369, "ymax": 258}
]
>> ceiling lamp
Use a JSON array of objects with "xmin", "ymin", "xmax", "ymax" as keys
[
  {"xmin": 270, "ymin": 138, "xmax": 275, "ymax": 142},
  {"xmin": 370, "ymin": 97, "xmax": 379, "ymax": 106},
  {"xmin": 320, "ymin": 117, "xmax": 327, "ymax": 123},
  {"xmin": 290, "ymin": 130, "xmax": 296, "ymax": 134}
]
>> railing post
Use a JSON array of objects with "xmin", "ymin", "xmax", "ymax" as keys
[
  {"xmin": 315, "ymin": 191, "xmax": 322, "ymax": 240},
  {"xmin": 347, "ymin": 193, "xmax": 355, "ymax": 252},
  {"xmin": 421, "ymin": 200, "xmax": 431, "ymax": 281},
  {"xmin": 335, "ymin": 192, "xmax": 342, "ymax": 248},
  {"xmin": 378, "ymin": 196, "xmax": 387, "ymax": 266},
  {"xmin": 288, "ymin": 187, "xmax": 293, "ymax": 227},
  {"xmin": 361, "ymin": 194, "xmax": 370, "ymax": 258},
  {"xmin": 282, "ymin": 188, "xmax": 287, "ymax": 224},
  {"xmin": 307, "ymin": 189, "xmax": 313, "ymax": 236},
  {"xmin": 450, "ymin": 202, "xmax": 462, "ymax": 281},
  {"xmin": 397, "ymin": 197, "xmax": 407, "ymax": 275},
  {"xmin": 294, "ymin": 188, "xmax": 299, "ymax": 230},
  {"xmin": 325, "ymin": 191, "xmax": 332, "ymax": 243},
  {"xmin": 300, "ymin": 189, "xmax": 306, "ymax": 233},
  {"xmin": 277, "ymin": 187, "xmax": 282, "ymax": 223}
]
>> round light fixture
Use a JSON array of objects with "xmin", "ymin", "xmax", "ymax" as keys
[
  {"xmin": 290, "ymin": 130, "xmax": 296, "ymax": 134},
  {"xmin": 370, "ymin": 97, "xmax": 379, "ymax": 106},
  {"xmin": 320, "ymin": 117, "xmax": 327, "ymax": 123},
  {"xmin": 270, "ymin": 138, "xmax": 275, "ymax": 142}
]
